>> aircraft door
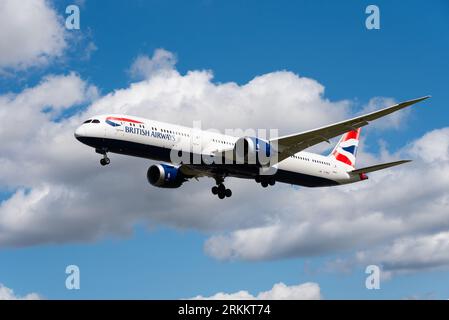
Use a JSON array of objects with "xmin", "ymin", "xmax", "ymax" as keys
[{"xmin": 191, "ymin": 129, "xmax": 202, "ymax": 163}]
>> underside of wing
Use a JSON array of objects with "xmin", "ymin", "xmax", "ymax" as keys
[{"xmin": 179, "ymin": 164, "xmax": 212, "ymax": 178}]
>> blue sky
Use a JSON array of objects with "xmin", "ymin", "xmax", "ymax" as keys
[{"xmin": 1, "ymin": 0, "xmax": 449, "ymax": 299}]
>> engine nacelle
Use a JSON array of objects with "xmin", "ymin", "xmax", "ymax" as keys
[
  {"xmin": 147, "ymin": 164, "xmax": 185, "ymax": 188},
  {"xmin": 234, "ymin": 136, "xmax": 274, "ymax": 166}
]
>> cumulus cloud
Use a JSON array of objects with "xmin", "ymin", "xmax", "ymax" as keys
[
  {"xmin": 0, "ymin": 51, "xmax": 353, "ymax": 246},
  {"xmin": 204, "ymin": 136, "xmax": 449, "ymax": 262},
  {"xmin": 191, "ymin": 282, "xmax": 321, "ymax": 300},
  {"xmin": 358, "ymin": 97, "xmax": 406, "ymax": 131},
  {"xmin": 0, "ymin": 72, "xmax": 98, "ymax": 150},
  {"xmin": 0, "ymin": 0, "xmax": 66, "ymax": 70},
  {"xmin": 0, "ymin": 284, "xmax": 41, "ymax": 300},
  {"xmin": 98, "ymin": 65, "xmax": 351, "ymax": 136},
  {"xmin": 322, "ymin": 230, "xmax": 449, "ymax": 279},
  {"xmin": 0, "ymin": 48, "xmax": 445, "ymax": 279},
  {"xmin": 408, "ymin": 128, "xmax": 449, "ymax": 163},
  {"xmin": 355, "ymin": 231, "xmax": 449, "ymax": 275},
  {"xmin": 129, "ymin": 49, "xmax": 177, "ymax": 79}
]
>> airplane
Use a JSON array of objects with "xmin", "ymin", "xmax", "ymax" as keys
[{"xmin": 74, "ymin": 96, "xmax": 430, "ymax": 199}]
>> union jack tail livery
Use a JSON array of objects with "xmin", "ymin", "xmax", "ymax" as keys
[{"xmin": 329, "ymin": 128, "xmax": 361, "ymax": 169}]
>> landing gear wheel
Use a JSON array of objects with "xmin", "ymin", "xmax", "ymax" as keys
[
  {"xmin": 269, "ymin": 179, "xmax": 275, "ymax": 186},
  {"xmin": 218, "ymin": 183, "xmax": 226, "ymax": 193},
  {"xmin": 261, "ymin": 181, "xmax": 268, "ymax": 188},
  {"xmin": 100, "ymin": 156, "xmax": 110, "ymax": 166},
  {"xmin": 214, "ymin": 183, "xmax": 231, "ymax": 199}
]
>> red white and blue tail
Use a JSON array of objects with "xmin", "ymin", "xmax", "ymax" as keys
[{"xmin": 329, "ymin": 128, "xmax": 361, "ymax": 169}]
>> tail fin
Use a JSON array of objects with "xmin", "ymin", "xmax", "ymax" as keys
[{"xmin": 329, "ymin": 128, "xmax": 361, "ymax": 168}]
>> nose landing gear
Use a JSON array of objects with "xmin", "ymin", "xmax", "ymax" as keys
[
  {"xmin": 96, "ymin": 148, "xmax": 110, "ymax": 166},
  {"xmin": 100, "ymin": 155, "xmax": 110, "ymax": 166}
]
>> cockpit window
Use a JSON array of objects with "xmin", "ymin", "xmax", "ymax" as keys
[
  {"xmin": 91, "ymin": 119, "xmax": 100, "ymax": 123},
  {"xmin": 83, "ymin": 119, "xmax": 92, "ymax": 124}
]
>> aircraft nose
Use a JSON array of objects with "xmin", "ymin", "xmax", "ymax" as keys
[{"xmin": 74, "ymin": 126, "xmax": 85, "ymax": 140}]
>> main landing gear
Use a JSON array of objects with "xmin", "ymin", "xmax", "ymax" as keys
[
  {"xmin": 211, "ymin": 177, "xmax": 232, "ymax": 199},
  {"xmin": 211, "ymin": 184, "xmax": 232, "ymax": 199},
  {"xmin": 255, "ymin": 176, "xmax": 275, "ymax": 188},
  {"xmin": 96, "ymin": 148, "xmax": 110, "ymax": 166}
]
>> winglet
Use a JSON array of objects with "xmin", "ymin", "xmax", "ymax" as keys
[{"xmin": 401, "ymin": 95, "xmax": 431, "ymax": 106}]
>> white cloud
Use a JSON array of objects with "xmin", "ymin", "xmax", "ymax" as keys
[
  {"xmin": 204, "ymin": 149, "xmax": 449, "ymax": 263},
  {"xmin": 0, "ymin": 0, "xmax": 66, "ymax": 70},
  {"xmin": 129, "ymin": 49, "xmax": 177, "ymax": 79},
  {"xmin": 82, "ymin": 41, "xmax": 98, "ymax": 61},
  {"xmin": 191, "ymin": 282, "xmax": 321, "ymax": 300},
  {"xmin": 358, "ymin": 97, "xmax": 405, "ymax": 131},
  {"xmin": 0, "ymin": 284, "xmax": 41, "ymax": 300},
  {"xmin": 0, "ymin": 72, "xmax": 98, "ymax": 151},
  {"xmin": 0, "ymin": 48, "xmax": 446, "ymax": 278},
  {"xmin": 355, "ymin": 231, "xmax": 449, "ymax": 275},
  {"xmin": 95, "ymin": 68, "xmax": 350, "ymax": 135},
  {"xmin": 408, "ymin": 128, "xmax": 449, "ymax": 163},
  {"xmin": 203, "ymin": 122, "xmax": 449, "ymax": 264},
  {"xmin": 0, "ymin": 51, "xmax": 353, "ymax": 246}
]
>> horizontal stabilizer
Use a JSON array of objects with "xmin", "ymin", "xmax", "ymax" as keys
[{"xmin": 350, "ymin": 160, "xmax": 411, "ymax": 175}]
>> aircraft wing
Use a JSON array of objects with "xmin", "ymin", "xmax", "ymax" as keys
[
  {"xmin": 270, "ymin": 96, "xmax": 430, "ymax": 163},
  {"xmin": 179, "ymin": 164, "xmax": 211, "ymax": 178}
]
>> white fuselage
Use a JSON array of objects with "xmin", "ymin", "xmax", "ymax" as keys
[{"xmin": 75, "ymin": 114, "xmax": 362, "ymax": 187}]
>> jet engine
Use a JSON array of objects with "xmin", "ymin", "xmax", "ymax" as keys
[{"xmin": 147, "ymin": 164, "xmax": 185, "ymax": 188}]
